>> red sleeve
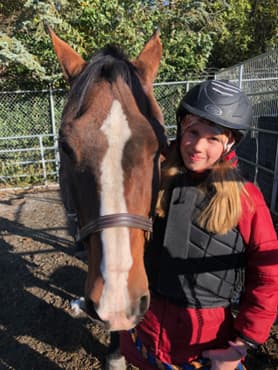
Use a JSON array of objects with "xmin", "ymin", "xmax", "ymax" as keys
[{"xmin": 234, "ymin": 182, "xmax": 278, "ymax": 343}]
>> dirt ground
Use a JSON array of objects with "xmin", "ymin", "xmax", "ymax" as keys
[{"xmin": 0, "ymin": 188, "xmax": 277, "ymax": 370}]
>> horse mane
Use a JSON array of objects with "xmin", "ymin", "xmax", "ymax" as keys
[{"xmin": 71, "ymin": 45, "xmax": 152, "ymax": 119}]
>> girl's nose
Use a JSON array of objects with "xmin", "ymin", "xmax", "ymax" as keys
[{"xmin": 193, "ymin": 137, "xmax": 205, "ymax": 151}]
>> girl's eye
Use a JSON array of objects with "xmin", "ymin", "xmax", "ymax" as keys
[{"xmin": 209, "ymin": 137, "xmax": 219, "ymax": 142}]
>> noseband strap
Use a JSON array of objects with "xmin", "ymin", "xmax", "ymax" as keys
[{"xmin": 78, "ymin": 213, "xmax": 153, "ymax": 241}]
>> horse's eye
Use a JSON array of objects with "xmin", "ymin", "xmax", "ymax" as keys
[{"xmin": 59, "ymin": 140, "xmax": 75, "ymax": 160}]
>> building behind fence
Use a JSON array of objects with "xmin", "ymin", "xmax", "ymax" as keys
[{"xmin": 0, "ymin": 50, "xmax": 277, "ymax": 215}]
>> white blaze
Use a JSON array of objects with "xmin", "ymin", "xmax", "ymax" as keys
[{"xmin": 98, "ymin": 99, "xmax": 132, "ymax": 322}]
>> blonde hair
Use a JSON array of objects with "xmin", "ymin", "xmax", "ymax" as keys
[
  {"xmin": 156, "ymin": 147, "xmax": 252, "ymax": 235},
  {"xmin": 156, "ymin": 146, "xmax": 184, "ymax": 218}
]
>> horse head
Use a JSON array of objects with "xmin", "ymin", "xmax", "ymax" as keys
[{"xmin": 47, "ymin": 26, "xmax": 166, "ymax": 331}]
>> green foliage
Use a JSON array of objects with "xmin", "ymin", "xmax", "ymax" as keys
[
  {"xmin": 0, "ymin": 32, "xmax": 47, "ymax": 80},
  {"xmin": 208, "ymin": 0, "xmax": 278, "ymax": 68},
  {"xmin": 154, "ymin": 1, "xmax": 216, "ymax": 79},
  {"xmin": 248, "ymin": 0, "xmax": 278, "ymax": 54},
  {"xmin": 0, "ymin": 0, "xmax": 277, "ymax": 89},
  {"xmin": 0, "ymin": 0, "xmax": 224, "ymax": 89}
]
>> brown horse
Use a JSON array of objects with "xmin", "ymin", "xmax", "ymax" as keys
[{"xmin": 47, "ymin": 26, "xmax": 166, "ymax": 333}]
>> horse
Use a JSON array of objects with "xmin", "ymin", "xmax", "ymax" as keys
[{"xmin": 46, "ymin": 26, "xmax": 167, "ymax": 368}]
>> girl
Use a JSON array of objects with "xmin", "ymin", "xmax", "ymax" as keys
[{"xmin": 120, "ymin": 80, "xmax": 278, "ymax": 370}]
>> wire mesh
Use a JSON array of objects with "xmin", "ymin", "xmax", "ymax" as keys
[
  {"xmin": 0, "ymin": 89, "xmax": 65, "ymax": 187},
  {"xmin": 154, "ymin": 80, "xmax": 202, "ymax": 140}
]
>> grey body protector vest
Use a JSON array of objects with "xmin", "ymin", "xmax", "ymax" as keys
[{"xmin": 145, "ymin": 174, "xmax": 246, "ymax": 308}]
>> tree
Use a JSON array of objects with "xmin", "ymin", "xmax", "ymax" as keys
[
  {"xmin": 0, "ymin": 0, "xmax": 277, "ymax": 90},
  {"xmin": 154, "ymin": 0, "xmax": 223, "ymax": 80},
  {"xmin": 248, "ymin": 0, "xmax": 278, "ymax": 54},
  {"xmin": 0, "ymin": 0, "xmax": 224, "ymax": 89},
  {"xmin": 208, "ymin": 0, "xmax": 278, "ymax": 69}
]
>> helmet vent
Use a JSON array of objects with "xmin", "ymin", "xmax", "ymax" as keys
[{"xmin": 211, "ymin": 81, "xmax": 240, "ymax": 96}]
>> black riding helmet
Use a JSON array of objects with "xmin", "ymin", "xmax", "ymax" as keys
[{"xmin": 176, "ymin": 80, "xmax": 252, "ymax": 144}]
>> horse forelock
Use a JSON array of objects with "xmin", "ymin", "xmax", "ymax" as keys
[{"xmin": 69, "ymin": 45, "xmax": 154, "ymax": 122}]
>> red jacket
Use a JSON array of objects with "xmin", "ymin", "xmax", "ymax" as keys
[
  {"xmin": 235, "ymin": 182, "xmax": 278, "ymax": 343},
  {"xmin": 120, "ymin": 181, "xmax": 278, "ymax": 368}
]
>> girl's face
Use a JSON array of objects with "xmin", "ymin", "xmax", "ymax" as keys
[{"xmin": 180, "ymin": 115, "xmax": 231, "ymax": 173}]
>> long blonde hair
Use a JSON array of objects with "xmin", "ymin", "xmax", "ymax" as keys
[{"xmin": 156, "ymin": 146, "xmax": 251, "ymax": 235}]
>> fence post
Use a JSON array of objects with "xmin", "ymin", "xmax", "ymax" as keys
[
  {"xmin": 49, "ymin": 86, "xmax": 60, "ymax": 180},
  {"xmin": 39, "ymin": 135, "xmax": 47, "ymax": 184},
  {"xmin": 238, "ymin": 64, "xmax": 244, "ymax": 89}
]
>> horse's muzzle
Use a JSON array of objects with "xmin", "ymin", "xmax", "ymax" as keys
[{"xmin": 82, "ymin": 293, "xmax": 150, "ymax": 331}]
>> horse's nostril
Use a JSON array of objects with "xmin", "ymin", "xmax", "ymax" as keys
[
  {"xmin": 139, "ymin": 294, "xmax": 150, "ymax": 315},
  {"xmin": 85, "ymin": 299, "xmax": 111, "ymax": 329}
]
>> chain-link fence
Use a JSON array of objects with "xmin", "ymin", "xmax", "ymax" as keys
[
  {"xmin": 215, "ymin": 49, "xmax": 278, "ymax": 215},
  {"xmin": 154, "ymin": 80, "xmax": 203, "ymax": 138},
  {"xmin": 0, "ymin": 82, "xmax": 198, "ymax": 188},
  {"xmin": 0, "ymin": 88, "xmax": 66, "ymax": 187}
]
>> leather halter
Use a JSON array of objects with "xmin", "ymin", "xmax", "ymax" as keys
[{"xmin": 78, "ymin": 213, "xmax": 153, "ymax": 241}]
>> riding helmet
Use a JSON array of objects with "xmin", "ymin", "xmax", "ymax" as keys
[{"xmin": 176, "ymin": 79, "xmax": 252, "ymax": 143}]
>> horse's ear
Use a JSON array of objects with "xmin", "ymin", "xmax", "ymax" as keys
[
  {"xmin": 45, "ymin": 24, "xmax": 86, "ymax": 82},
  {"xmin": 133, "ymin": 29, "xmax": 162, "ymax": 85}
]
